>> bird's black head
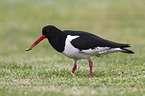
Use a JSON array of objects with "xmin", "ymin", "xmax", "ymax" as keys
[
  {"xmin": 26, "ymin": 25, "xmax": 62, "ymax": 51},
  {"xmin": 42, "ymin": 25, "xmax": 62, "ymax": 38}
]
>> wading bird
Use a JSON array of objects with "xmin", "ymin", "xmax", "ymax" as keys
[{"xmin": 26, "ymin": 25, "xmax": 134, "ymax": 77}]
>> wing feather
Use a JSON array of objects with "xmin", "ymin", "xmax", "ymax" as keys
[{"xmin": 70, "ymin": 32, "xmax": 130, "ymax": 51}]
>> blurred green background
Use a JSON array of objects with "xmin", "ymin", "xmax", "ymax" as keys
[
  {"xmin": 1, "ymin": 0, "xmax": 145, "ymax": 57},
  {"xmin": 0, "ymin": 0, "xmax": 145, "ymax": 96}
]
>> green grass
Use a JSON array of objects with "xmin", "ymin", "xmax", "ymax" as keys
[{"xmin": 0, "ymin": 0, "xmax": 145, "ymax": 96}]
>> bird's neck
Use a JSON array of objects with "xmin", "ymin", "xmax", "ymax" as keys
[{"xmin": 47, "ymin": 34, "xmax": 67, "ymax": 52}]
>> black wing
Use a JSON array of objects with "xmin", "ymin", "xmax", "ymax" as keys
[{"xmin": 64, "ymin": 31, "xmax": 130, "ymax": 51}]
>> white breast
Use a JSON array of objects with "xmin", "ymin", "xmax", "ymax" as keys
[
  {"xmin": 62, "ymin": 35, "xmax": 91, "ymax": 59},
  {"xmin": 62, "ymin": 35, "xmax": 122, "ymax": 59}
]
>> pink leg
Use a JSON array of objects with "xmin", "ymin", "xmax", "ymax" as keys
[
  {"xmin": 71, "ymin": 60, "xmax": 77, "ymax": 75},
  {"xmin": 72, "ymin": 63, "xmax": 77, "ymax": 73},
  {"xmin": 88, "ymin": 59, "xmax": 93, "ymax": 77}
]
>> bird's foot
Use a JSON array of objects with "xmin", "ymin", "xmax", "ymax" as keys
[
  {"xmin": 89, "ymin": 74, "xmax": 92, "ymax": 77},
  {"xmin": 70, "ymin": 72, "xmax": 76, "ymax": 77}
]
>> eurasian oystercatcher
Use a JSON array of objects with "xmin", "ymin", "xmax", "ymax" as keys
[{"xmin": 26, "ymin": 25, "xmax": 134, "ymax": 77}]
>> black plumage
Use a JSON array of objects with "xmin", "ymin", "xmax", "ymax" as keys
[
  {"xmin": 63, "ymin": 30, "xmax": 134, "ymax": 54},
  {"xmin": 26, "ymin": 25, "xmax": 134, "ymax": 77}
]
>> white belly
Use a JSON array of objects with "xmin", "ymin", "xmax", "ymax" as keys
[
  {"xmin": 62, "ymin": 35, "xmax": 91, "ymax": 59},
  {"xmin": 62, "ymin": 35, "xmax": 122, "ymax": 59}
]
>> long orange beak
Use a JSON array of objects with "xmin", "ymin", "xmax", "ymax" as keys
[{"xmin": 26, "ymin": 34, "xmax": 45, "ymax": 51}]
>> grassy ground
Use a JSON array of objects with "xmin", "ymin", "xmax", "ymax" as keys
[{"xmin": 0, "ymin": 0, "xmax": 145, "ymax": 96}]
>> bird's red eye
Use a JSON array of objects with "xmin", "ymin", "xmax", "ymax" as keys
[{"xmin": 46, "ymin": 29, "xmax": 50, "ymax": 32}]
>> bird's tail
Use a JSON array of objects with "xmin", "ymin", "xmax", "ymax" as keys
[
  {"xmin": 119, "ymin": 44, "xmax": 134, "ymax": 54},
  {"xmin": 121, "ymin": 48, "xmax": 134, "ymax": 54}
]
